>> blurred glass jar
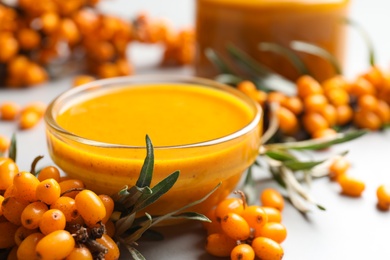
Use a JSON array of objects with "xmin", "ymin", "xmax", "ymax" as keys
[{"xmin": 194, "ymin": 0, "xmax": 350, "ymax": 82}]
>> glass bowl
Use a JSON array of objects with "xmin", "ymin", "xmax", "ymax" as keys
[{"xmin": 44, "ymin": 75, "xmax": 262, "ymax": 218}]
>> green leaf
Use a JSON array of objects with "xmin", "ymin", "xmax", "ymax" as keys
[
  {"xmin": 126, "ymin": 246, "xmax": 146, "ymax": 260},
  {"xmin": 265, "ymin": 130, "xmax": 367, "ymax": 151},
  {"xmin": 290, "ymin": 41, "xmax": 342, "ymax": 75},
  {"xmin": 8, "ymin": 133, "xmax": 17, "ymax": 162},
  {"xmin": 259, "ymin": 42, "xmax": 310, "ymax": 75},
  {"xmin": 133, "ymin": 170, "xmax": 180, "ymax": 213},
  {"xmin": 115, "ymin": 212, "xmax": 136, "ymax": 237},
  {"xmin": 265, "ymin": 150, "xmax": 296, "ymax": 162},
  {"xmin": 283, "ymin": 159, "xmax": 325, "ymax": 171},
  {"xmin": 123, "ymin": 213, "xmax": 153, "ymax": 244},
  {"xmin": 343, "ymin": 18, "xmax": 376, "ymax": 66},
  {"xmin": 226, "ymin": 44, "xmax": 297, "ymax": 96},
  {"xmin": 30, "ymin": 155, "xmax": 44, "ymax": 176},
  {"xmin": 153, "ymin": 211, "xmax": 211, "ymax": 222},
  {"xmin": 214, "ymin": 74, "xmax": 243, "ymax": 86},
  {"xmin": 136, "ymin": 135, "xmax": 154, "ymax": 188},
  {"xmin": 205, "ymin": 48, "xmax": 235, "ymax": 75},
  {"xmin": 241, "ymin": 166, "xmax": 257, "ymax": 205}
]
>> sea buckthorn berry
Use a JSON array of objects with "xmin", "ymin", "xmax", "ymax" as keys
[
  {"xmin": 329, "ymin": 157, "xmax": 350, "ymax": 181},
  {"xmin": 231, "ymin": 243, "xmax": 255, "ymax": 260},
  {"xmin": 24, "ymin": 62, "xmax": 48, "ymax": 86},
  {"xmin": 376, "ymin": 184, "xmax": 390, "ymax": 211},
  {"xmin": 0, "ymin": 221, "xmax": 18, "ymax": 249},
  {"xmin": 373, "ymin": 100, "xmax": 390, "ymax": 124},
  {"xmin": 303, "ymin": 94, "xmax": 328, "ymax": 113},
  {"xmin": 72, "ymin": 75, "xmax": 96, "ymax": 88},
  {"xmin": 296, "ymin": 75, "xmax": 323, "ymax": 99},
  {"xmin": 202, "ymin": 207, "xmax": 222, "ymax": 234},
  {"xmin": 0, "ymin": 195, "xmax": 4, "ymax": 216},
  {"xmin": 3, "ymin": 184, "xmax": 17, "ymax": 199},
  {"xmin": 17, "ymin": 28, "xmax": 41, "ymax": 50},
  {"xmin": 39, "ymin": 209, "xmax": 66, "ymax": 235},
  {"xmin": 319, "ymin": 104, "xmax": 337, "ymax": 127},
  {"xmin": 37, "ymin": 166, "xmax": 61, "ymax": 182},
  {"xmin": 98, "ymin": 194, "xmax": 114, "ymax": 224},
  {"xmin": 353, "ymin": 109, "xmax": 382, "ymax": 131},
  {"xmin": 335, "ymin": 105, "xmax": 353, "ymax": 126},
  {"xmin": 59, "ymin": 179, "xmax": 85, "ymax": 198},
  {"xmin": 267, "ymin": 92, "xmax": 287, "ymax": 104},
  {"xmin": 312, "ymin": 128, "xmax": 337, "ymax": 139},
  {"xmin": 260, "ymin": 188, "xmax": 284, "ymax": 211},
  {"xmin": 7, "ymin": 245, "xmax": 17, "ymax": 260},
  {"xmin": 322, "ymin": 75, "xmax": 349, "ymax": 93},
  {"xmin": 221, "ymin": 212, "xmax": 251, "ymax": 241},
  {"xmin": 205, "ymin": 233, "xmax": 237, "ymax": 257},
  {"xmin": 0, "ymin": 33, "xmax": 19, "ymax": 63},
  {"xmin": 215, "ymin": 197, "xmax": 244, "ymax": 221},
  {"xmin": 276, "ymin": 106, "xmax": 299, "ymax": 135},
  {"xmin": 357, "ymin": 94, "xmax": 379, "ymax": 111},
  {"xmin": 96, "ymin": 234, "xmax": 120, "ymax": 260},
  {"xmin": 0, "ymin": 102, "xmax": 20, "ymax": 120},
  {"xmin": 105, "ymin": 220, "xmax": 116, "ymax": 238},
  {"xmin": 302, "ymin": 112, "xmax": 329, "ymax": 135},
  {"xmin": 36, "ymin": 178, "xmax": 61, "ymax": 205},
  {"xmin": 17, "ymin": 233, "xmax": 45, "ymax": 260},
  {"xmin": 18, "ymin": 110, "xmax": 41, "ymax": 130},
  {"xmin": 13, "ymin": 171, "xmax": 40, "ymax": 202},
  {"xmin": 65, "ymin": 246, "xmax": 93, "ymax": 260},
  {"xmin": 0, "ymin": 158, "xmax": 19, "ymax": 190},
  {"xmin": 7, "ymin": 55, "xmax": 30, "ymax": 79},
  {"xmin": 252, "ymin": 236, "xmax": 284, "ymax": 260},
  {"xmin": 21, "ymin": 201, "xmax": 48, "ymax": 229},
  {"xmin": 362, "ymin": 66, "xmax": 385, "ymax": 91},
  {"xmin": 254, "ymin": 222, "xmax": 287, "ymax": 243},
  {"xmin": 14, "ymin": 226, "xmax": 38, "ymax": 246},
  {"xmin": 2, "ymin": 197, "xmax": 29, "ymax": 225},
  {"xmin": 0, "ymin": 135, "xmax": 10, "ymax": 153},
  {"xmin": 50, "ymin": 196, "xmax": 79, "ymax": 222},
  {"xmin": 261, "ymin": 207, "xmax": 282, "ymax": 223},
  {"xmin": 21, "ymin": 102, "xmax": 46, "ymax": 118},
  {"xmin": 75, "ymin": 189, "xmax": 106, "ymax": 227},
  {"xmin": 241, "ymin": 205, "xmax": 268, "ymax": 230},
  {"xmin": 338, "ymin": 175, "xmax": 365, "ymax": 197},
  {"xmin": 349, "ymin": 76, "xmax": 376, "ymax": 97},
  {"xmin": 281, "ymin": 96, "xmax": 303, "ymax": 115},
  {"xmin": 40, "ymin": 12, "xmax": 60, "ymax": 34},
  {"xmin": 249, "ymin": 90, "xmax": 268, "ymax": 107},
  {"xmin": 36, "ymin": 230, "xmax": 75, "ymax": 260},
  {"xmin": 325, "ymin": 88, "xmax": 350, "ymax": 107}
]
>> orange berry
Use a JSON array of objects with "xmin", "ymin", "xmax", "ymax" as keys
[
  {"xmin": 261, "ymin": 207, "xmax": 282, "ymax": 223},
  {"xmin": 240, "ymin": 205, "xmax": 268, "ymax": 230},
  {"xmin": 319, "ymin": 104, "xmax": 337, "ymax": 127},
  {"xmin": 0, "ymin": 102, "xmax": 20, "ymax": 120},
  {"xmin": 325, "ymin": 88, "xmax": 350, "ymax": 107},
  {"xmin": 373, "ymin": 100, "xmax": 390, "ymax": 124},
  {"xmin": 0, "ymin": 134, "xmax": 11, "ymax": 153},
  {"xmin": 40, "ymin": 12, "xmax": 60, "ymax": 34},
  {"xmin": 13, "ymin": 171, "xmax": 40, "ymax": 202},
  {"xmin": 59, "ymin": 179, "xmax": 85, "ymax": 198},
  {"xmin": 50, "ymin": 196, "xmax": 79, "ymax": 222},
  {"xmin": 21, "ymin": 201, "xmax": 48, "ymax": 229},
  {"xmin": 276, "ymin": 106, "xmax": 299, "ymax": 135},
  {"xmin": 39, "ymin": 209, "xmax": 66, "ymax": 235},
  {"xmin": 0, "ymin": 158, "xmax": 19, "ymax": 190},
  {"xmin": 36, "ymin": 179, "xmax": 61, "ymax": 205},
  {"xmin": 65, "ymin": 246, "xmax": 93, "ymax": 260},
  {"xmin": 376, "ymin": 184, "xmax": 390, "ymax": 211},
  {"xmin": 72, "ymin": 75, "xmax": 96, "ymax": 88},
  {"xmin": 37, "ymin": 166, "xmax": 61, "ymax": 182},
  {"xmin": 17, "ymin": 28, "xmax": 41, "ymax": 50},
  {"xmin": 338, "ymin": 175, "xmax": 365, "ymax": 197},
  {"xmin": 254, "ymin": 222, "xmax": 287, "ymax": 243},
  {"xmin": 267, "ymin": 92, "xmax": 287, "ymax": 104},
  {"xmin": 98, "ymin": 194, "xmax": 114, "ymax": 224},
  {"xmin": 302, "ymin": 112, "xmax": 329, "ymax": 135},
  {"xmin": 21, "ymin": 102, "xmax": 46, "ymax": 118},
  {"xmin": 281, "ymin": 96, "xmax": 303, "ymax": 115},
  {"xmin": 230, "ymin": 243, "xmax": 255, "ymax": 260},
  {"xmin": 329, "ymin": 157, "xmax": 350, "ymax": 181},
  {"xmin": 260, "ymin": 188, "xmax": 285, "ymax": 211},
  {"xmin": 252, "ymin": 236, "xmax": 284, "ymax": 260},
  {"xmin": 75, "ymin": 190, "xmax": 106, "ymax": 227},
  {"xmin": 349, "ymin": 76, "xmax": 376, "ymax": 97},
  {"xmin": 335, "ymin": 105, "xmax": 353, "ymax": 126},
  {"xmin": 296, "ymin": 75, "xmax": 323, "ymax": 99},
  {"xmin": 203, "ymin": 207, "xmax": 223, "ymax": 235},
  {"xmin": 221, "ymin": 212, "xmax": 251, "ymax": 241},
  {"xmin": 17, "ymin": 233, "xmax": 45, "ymax": 260},
  {"xmin": 205, "ymin": 232, "xmax": 237, "ymax": 257},
  {"xmin": 215, "ymin": 197, "xmax": 244, "ymax": 221},
  {"xmin": 35, "ymin": 230, "xmax": 75, "ymax": 259},
  {"xmin": 303, "ymin": 94, "xmax": 328, "ymax": 113},
  {"xmin": 357, "ymin": 94, "xmax": 379, "ymax": 111},
  {"xmin": 0, "ymin": 221, "xmax": 19, "ymax": 249},
  {"xmin": 312, "ymin": 128, "xmax": 337, "ymax": 139},
  {"xmin": 96, "ymin": 234, "xmax": 120, "ymax": 260},
  {"xmin": 0, "ymin": 33, "xmax": 19, "ymax": 63},
  {"xmin": 19, "ymin": 110, "xmax": 41, "ymax": 130},
  {"xmin": 354, "ymin": 109, "xmax": 382, "ymax": 131},
  {"xmin": 322, "ymin": 75, "xmax": 349, "ymax": 93},
  {"xmin": 14, "ymin": 225, "xmax": 38, "ymax": 246}
]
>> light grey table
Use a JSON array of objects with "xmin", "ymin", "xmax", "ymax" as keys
[{"xmin": 1, "ymin": 1, "xmax": 390, "ymax": 259}]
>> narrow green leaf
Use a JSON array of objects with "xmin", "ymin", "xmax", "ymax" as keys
[
  {"xmin": 8, "ymin": 133, "xmax": 17, "ymax": 162},
  {"xmin": 136, "ymin": 135, "xmax": 154, "ymax": 188},
  {"xmin": 241, "ymin": 166, "xmax": 257, "ymax": 205},
  {"xmin": 124, "ymin": 213, "xmax": 153, "ymax": 244},
  {"xmin": 259, "ymin": 42, "xmax": 310, "ymax": 75},
  {"xmin": 290, "ymin": 41, "xmax": 342, "ymax": 75},
  {"xmin": 283, "ymin": 159, "xmax": 325, "ymax": 171},
  {"xmin": 115, "ymin": 212, "xmax": 136, "ymax": 237},
  {"xmin": 265, "ymin": 130, "xmax": 367, "ymax": 151},
  {"xmin": 126, "ymin": 246, "xmax": 146, "ymax": 260},
  {"xmin": 133, "ymin": 170, "xmax": 180, "ymax": 213},
  {"xmin": 154, "ymin": 212, "xmax": 210, "ymax": 222},
  {"xmin": 343, "ymin": 18, "xmax": 375, "ymax": 66},
  {"xmin": 122, "ymin": 186, "xmax": 153, "ymax": 210},
  {"xmin": 215, "ymin": 74, "xmax": 243, "ymax": 86},
  {"xmin": 316, "ymin": 204, "xmax": 326, "ymax": 211},
  {"xmin": 205, "ymin": 48, "xmax": 234, "ymax": 74},
  {"xmin": 265, "ymin": 150, "xmax": 296, "ymax": 162},
  {"xmin": 30, "ymin": 155, "xmax": 44, "ymax": 176}
]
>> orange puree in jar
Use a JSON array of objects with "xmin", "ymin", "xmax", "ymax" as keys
[
  {"xmin": 195, "ymin": 0, "xmax": 350, "ymax": 82},
  {"xmin": 45, "ymin": 79, "xmax": 262, "ymax": 218}
]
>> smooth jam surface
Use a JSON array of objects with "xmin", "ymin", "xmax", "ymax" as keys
[{"xmin": 56, "ymin": 84, "xmax": 254, "ymax": 146}]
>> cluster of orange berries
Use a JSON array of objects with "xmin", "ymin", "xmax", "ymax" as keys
[
  {"xmin": 238, "ymin": 66, "xmax": 390, "ymax": 139},
  {"xmin": 203, "ymin": 189, "xmax": 286, "ymax": 260},
  {"xmin": 0, "ymin": 1, "xmax": 194, "ymax": 88},
  {"xmin": 328, "ymin": 155, "xmax": 390, "ymax": 210},
  {"xmin": 0, "ymin": 158, "xmax": 119, "ymax": 260}
]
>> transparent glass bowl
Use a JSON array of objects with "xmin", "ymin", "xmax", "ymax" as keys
[{"xmin": 44, "ymin": 75, "xmax": 262, "ymax": 219}]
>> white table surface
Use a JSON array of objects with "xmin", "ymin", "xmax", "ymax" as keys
[{"xmin": 1, "ymin": 1, "xmax": 390, "ymax": 259}]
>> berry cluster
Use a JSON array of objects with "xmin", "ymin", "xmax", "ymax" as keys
[
  {"xmin": 203, "ymin": 189, "xmax": 286, "ymax": 260},
  {"xmin": 0, "ymin": 159, "xmax": 118, "ymax": 259}
]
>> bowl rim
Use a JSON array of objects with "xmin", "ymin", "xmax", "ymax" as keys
[{"xmin": 44, "ymin": 74, "xmax": 262, "ymax": 150}]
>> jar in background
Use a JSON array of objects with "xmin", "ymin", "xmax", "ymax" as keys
[{"xmin": 195, "ymin": 0, "xmax": 350, "ymax": 82}]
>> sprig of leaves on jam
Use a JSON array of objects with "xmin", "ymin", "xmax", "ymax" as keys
[
  {"xmin": 110, "ymin": 135, "xmax": 219, "ymax": 259},
  {"xmin": 205, "ymin": 39, "xmax": 368, "ymax": 213}
]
